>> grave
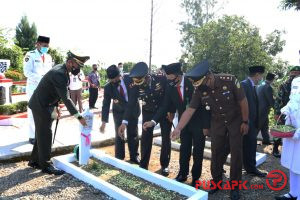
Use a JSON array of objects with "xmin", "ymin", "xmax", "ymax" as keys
[{"xmin": 53, "ymin": 149, "xmax": 208, "ymax": 200}]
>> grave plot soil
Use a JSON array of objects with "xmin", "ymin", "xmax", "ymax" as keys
[
  {"xmin": 99, "ymin": 140, "xmax": 289, "ymax": 200},
  {"xmin": 0, "ymin": 161, "xmax": 113, "ymax": 200},
  {"xmin": 74, "ymin": 158, "xmax": 187, "ymax": 200}
]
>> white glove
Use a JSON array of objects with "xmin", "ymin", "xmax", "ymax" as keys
[{"xmin": 292, "ymin": 128, "xmax": 300, "ymax": 140}]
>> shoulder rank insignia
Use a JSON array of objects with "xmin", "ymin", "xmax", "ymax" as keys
[
  {"xmin": 223, "ymin": 86, "xmax": 227, "ymax": 90},
  {"xmin": 235, "ymin": 79, "xmax": 241, "ymax": 88},
  {"xmin": 205, "ymin": 105, "xmax": 210, "ymax": 110}
]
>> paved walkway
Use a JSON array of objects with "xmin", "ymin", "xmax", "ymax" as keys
[{"xmin": 0, "ymin": 94, "xmax": 160, "ymax": 161}]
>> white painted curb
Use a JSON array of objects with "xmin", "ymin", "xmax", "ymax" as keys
[
  {"xmin": 53, "ymin": 150, "xmax": 208, "ymax": 200},
  {"xmin": 153, "ymin": 138, "xmax": 267, "ymax": 167}
]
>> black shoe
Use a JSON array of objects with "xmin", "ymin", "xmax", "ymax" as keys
[
  {"xmin": 42, "ymin": 165, "xmax": 64, "ymax": 175},
  {"xmin": 230, "ymin": 189, "xmax": 240, "ymax": 200},
  {"xmin": 191, "ymin": 179, "xmax": 198, "ymax": 187},
  {"xmin": 28, "ymin": 161, "xmax": 40, "ymax": 169},
  {"xmin": 130, "ymin": 157, "xmax": 140, "ymax": 165},
  {"xmin": 175, "ymin": 174, "xmax": 187, "ymax": 182},
  {"xmin": 262, "ymin": 141, "xmax": 271, "ymax": 145},
  {"xmin": 161, "ymin": 168, "xmax": 169, "ymax": 177},
  {"xmin": 29, "ymin": 138, "xmax": 35, "ymax": 145},
  {"xmin": 275, "ymin": 193, "xmax": 297, "ymax": 200},
  {"xmin": 247, "ymin": 169, "xmax": 267, "ymax": 177},
  {"xmin": 273, "ymin": 152, "xmax": 281, "ymax": 158}
]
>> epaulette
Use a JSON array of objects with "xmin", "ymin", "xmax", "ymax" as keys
[{"xmin": 217, "ymin": 74, "xmax": 234, "ymax": 81}]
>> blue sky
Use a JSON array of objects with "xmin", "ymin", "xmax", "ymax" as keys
[{"xmin": 0, "ymin": 0, "xmax": 299, "ymax": 67}]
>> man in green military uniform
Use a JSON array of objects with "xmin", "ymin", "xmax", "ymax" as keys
[
  {"xmin": 273, "ymin": 66, "xmax": 300, "ymax": 157},
  {"xmin": 28, "ymin": 51, "xmax": 89, "ymax": 175},
  {"xmin": 171, "ymin": 60, "xmax": 249, "ymax": 200}
]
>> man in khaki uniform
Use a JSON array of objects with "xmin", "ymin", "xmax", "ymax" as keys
[{"xmin": 171, "ymin": 60, "xmax": 249, "ymax": 200}]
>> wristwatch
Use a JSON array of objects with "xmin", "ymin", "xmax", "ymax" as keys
[
  {"xmin": 242, "ymin": 120, "xmax": 248, "ymax": 124},
  {"xmin": 77, "ymin": 115, "xmax": 83, "ymax": 120}
]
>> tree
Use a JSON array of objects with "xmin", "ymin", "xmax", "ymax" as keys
[
  {"xmin": 181, "ymin": 15, "xmax": 286, "ymax": 80},
  {"xmin": 15, "ymin": 15, "xmax": 38, "ymax": 51},
  {"xmin": 280, "ymin": 0, "xmax": 300, "ymax": 10},
  {"xmin": 123, "ymin": 62, "xmax": 136, "ymax": 73},
  {"xmin": 48, "ymin": 48, "xmax": 64, "ymax": 65},
  {"xmin": 180, "ymin": 0, "xmax": 219, "ymax": 59},
  {"xmin": 0, "ymin": 27, "xmax": 24, "ymax": 73}
]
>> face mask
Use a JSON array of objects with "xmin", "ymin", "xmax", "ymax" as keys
[
  {"xmin": 113, "ymin": 79, "xmax": 121, "ymax": 86},
  {"xmin": 168, "ymin": 76, "xmax": 180, "ymax": 87},
  {"xmin": 71, "ymin": 67, "xmax": 80, "ymax": 75},
  {"xmin": 40, "ymin": 47, "xmax": 49, "ymax": 54}
]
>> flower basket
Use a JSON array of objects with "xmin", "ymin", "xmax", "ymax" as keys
[{"xmin": 270, "ymin": 125, "xmax": 295, "ymax": 138}]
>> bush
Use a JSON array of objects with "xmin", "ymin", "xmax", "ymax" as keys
[
  {"xmin": 4, "ymin": 70, "xmax": 25, "ymax": 81},
  {"xmin": 0, "ymin": 101, "xmax": 28, "ymax": 115}
]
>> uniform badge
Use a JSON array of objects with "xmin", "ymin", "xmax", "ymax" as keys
[
  {"xmin": 142, "ymin": 101, "xmax": 146, "ymax": 105},
  {"xmin": 223, "ymin": 86, "xmax": 227, "ymax": 90},
  {"xmin": 205, "ymin": 105, "xmax": 210, "ymax": 110},
  {"xmin": 203, "ymin": 92, "xmax": 207, "ymax": 96},
  {"xmin": 113, "ymin": 99, "xmax": 119, "ymax": 103}
]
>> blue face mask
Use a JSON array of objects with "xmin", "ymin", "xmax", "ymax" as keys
[{"xmin": 40, "ymin": 47, "xmax": 49, "ymax": 54}]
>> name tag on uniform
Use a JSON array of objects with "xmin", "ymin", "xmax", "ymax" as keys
[{"xmin": 222, "ymin": 91, "xmax": 230, "ymax": 95}]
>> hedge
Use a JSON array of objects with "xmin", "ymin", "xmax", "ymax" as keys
[{"xmin": 0, "ymin": 101, "xmax": 28, "ymax": 115}]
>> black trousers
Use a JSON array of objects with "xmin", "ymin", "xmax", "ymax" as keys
[
  {"xmin": 179, "ymin": 126, "xmax": 205, "ymax": 180},
  {"xmin": 140, "ymin": 110, "xmax": 172, "ymax": 169},
  {"xmin": 113, "ymin": 112, "xmax": 139, "ymax": 160},
  {"xmin": 259, "ymin": 117, "xmax": 270, "ymax": 143},
  {"xmin": 30, "ymin": 107, "xmax": 54, "ymax": 169},
  {"xmin": 243, "ymin": 123, "xmax": 258, "ymax": 173},
  {"xmin": 89, "ymin": 88, "xmax": 98, "ymax": 108}
]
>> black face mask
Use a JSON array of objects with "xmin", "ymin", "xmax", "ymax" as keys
[
  {"xmin": 113, "ymin": 79, "xmax": 121, "ymax": 86},
  {"xmin": 71, "ymin": 67, "xmax": 80, "ymax": 75},
  {"xmin": 168, "ymin": 76, "xmax": 180, "ymax": 87}
]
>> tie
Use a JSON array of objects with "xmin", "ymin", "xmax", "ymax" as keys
[
  {"xmin": 119, "ymin": 85, "xmax": 125, "ymax": 98},
  {"xmin": 41, "ymin": 55, "xmax": 45, "ymax": 63},
  {"xmin": 254, "ymin": 85, "xmax": 259, "ymax": 127},
  {"xmin": 177, "ymin": 85, "xmax": 183, "ymax": 102}
]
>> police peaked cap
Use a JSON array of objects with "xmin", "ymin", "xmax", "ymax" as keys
[
  {"xmin": 67, "ymin": 51, "xmax": 90, "ymax": 67},
  {"xmin": 248, "ymin": 65, "xmax": 265, "ymax": 74},
  {"xmin": 37, "ymin": 35, "xmax": 50, "ymax": 43},
  {"xmin": 186, "ymin": 60, "xmax": 210, "ymax": 80},
  {"xmin": 106, "ymin": 64, "xmax": 120, "ymax": 79},
  {"xmin": 129, "ymin": 62, "xmax": 148, "ymax": 78},
  {"xmin": 164, "ymin": 62, "xmax": 182, "ymax": 75}
]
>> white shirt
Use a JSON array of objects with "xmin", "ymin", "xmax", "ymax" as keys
[
  {"xmin": 69, "ymin": 70, "xmax": 84, "ymax": 90},
  {"xmin": 119, "ymin": 79, "xmax": 128, "ymax": 102},
  {"xmin": 179, "ymin": 76, "xmax": 184, "ymax": 99},
  {"xmin": 23, "ymin": 49, "xmax": 53, "ymax": 86}
]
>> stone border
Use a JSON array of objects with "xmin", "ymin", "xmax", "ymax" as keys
[
  {"xmin": 153, "ymin": 138, "xmax": 267, "ymax": 166},
  {"xmin": 53, "ymin": 149, "xmax": 208, "ymax": 200}
]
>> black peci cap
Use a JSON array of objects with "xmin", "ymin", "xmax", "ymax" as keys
[
  {"xmin": 106, "ymin": 64, "xmax": 120, "ymax": 79},
  {"xmin": 164, "ymin": 62, "xmax": 182, "ymax": 75},
  {"xmin": 37, "ymin": 35, "xmax": 50, "ymax": 43}
]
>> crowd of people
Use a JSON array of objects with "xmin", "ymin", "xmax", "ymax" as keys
[{"xmin": 23, "ymin": 35, "xmax": 300, "ymax": 200}]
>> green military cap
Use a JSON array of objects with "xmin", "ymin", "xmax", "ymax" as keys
[
  {"xmin": 290, "ymin": 66, "xmax": 300, "ymax": 72},
  {"xmin": 67, "ymin": 51, "xmax": 90, "ymax": 67}
]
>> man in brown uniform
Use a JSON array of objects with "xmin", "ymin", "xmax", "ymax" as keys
[{"xmin": 171, "ymin": 60, "xmax": 249, "ymax": 200}]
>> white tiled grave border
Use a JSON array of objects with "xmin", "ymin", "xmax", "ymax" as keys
[
  {"xmin": 53, "ymin": 149, "xmax": 208, "ymax": 200},
  {"xmin": 153, "ymin": 138, "xmax": 267, "ymax": 167}
]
